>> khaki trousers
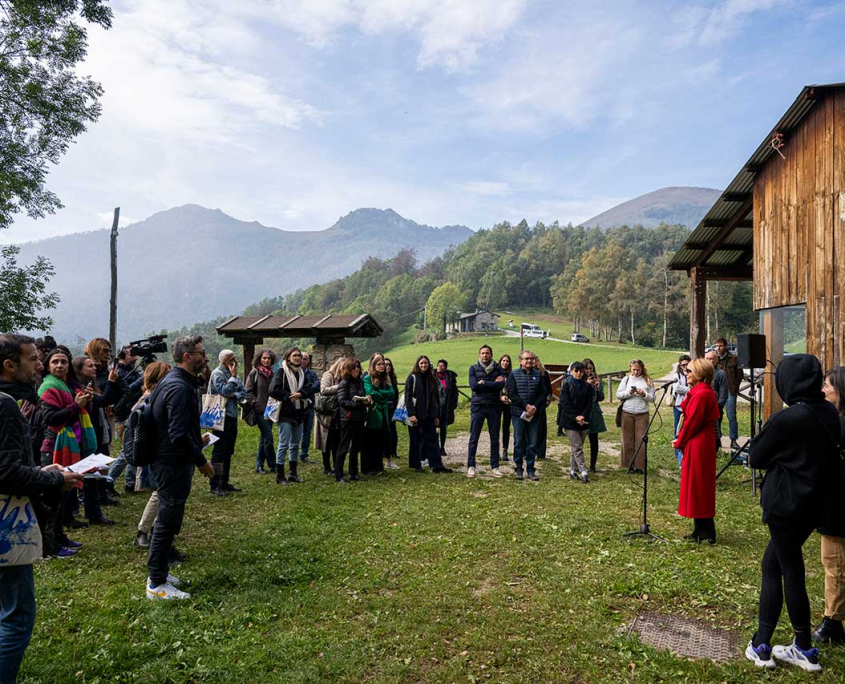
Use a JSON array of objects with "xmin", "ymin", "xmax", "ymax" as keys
[
  {"xmin": 822, "ymin": 534, "xmax": 845, "ymax": 620},
  {"xmin": 621, "ymin": 411, "xmax": 648, "ymax": 470}
]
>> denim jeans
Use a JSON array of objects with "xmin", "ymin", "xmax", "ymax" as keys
[
  {"xmin": 467, "ymin": 405, "xmax": 501, "ymax": 468},
  {"xmin": 511, "ymin": 415, "xmax": 539, "ymax": 474},
  {"xmin": 673, "ymin": 406, "xmax": 683, "ymax": 465},
  {"xmin": 255, "ymin": 415, "xmax": 275, "ymax": 470},
  {"xmin": 0, "ymin": 565, "xmax": 36, "ymax": 683},
  {"xmin": 725, "ymin": 392, "xmax": 738, "ymax": 441},
  {"xmin": 300, "ymin": 409, "xmax": 314, "ymax": 458},
  {"xmin": 277, "ymin": 421, "xmax": 303, "ymax": 465}
]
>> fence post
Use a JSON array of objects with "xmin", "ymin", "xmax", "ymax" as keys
[{"xmin": 607, "ymin": 376, "xmax": 613, "ymax": 403}]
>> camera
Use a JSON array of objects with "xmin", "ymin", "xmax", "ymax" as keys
[{"xmin": 129, "ymin": 335, "xmax": 168, "ymax": 364}]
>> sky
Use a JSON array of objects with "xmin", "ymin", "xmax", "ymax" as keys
[{"xmin": 4, "ymin": 0, "xmax": 845, "ymax": 244}]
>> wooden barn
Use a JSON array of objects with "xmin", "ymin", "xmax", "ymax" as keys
[{"xmin": 670, "ymin": 82, "xmax": 845, "ymax": 415}]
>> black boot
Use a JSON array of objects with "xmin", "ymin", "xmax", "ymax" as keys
[
  {"xmin": 210, "ymin": 464, "xmax": 228, "ymax": 496},
  {"xmin": 276, "ymin": 463, "xmax": 290, "ymax": 485},
  {"xmin": 813, "ymin": 616, "xmax": 845, "ymax": 644},
  {"xmin": 287, "ymin": 461, "xmax": 302, "ymax": 483},
  {"xmin": 322, "ymin": 451, "xmax": 332, "ymax": 475}
]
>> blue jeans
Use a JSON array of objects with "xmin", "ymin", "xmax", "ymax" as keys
[
  {"xmin": 467, "ymin": 405, "xmax": 501, "ymax": 469},
  {"xmin": 300, "ymin": 409, "xmax": 314, "ymax": 458},
  {"xmin": 511, "ymin": 415, "xmax": 539, "ymax": 474},
  {"xmin": 255, "ymin": 415, "xmax": 275, "ymax": 469},
  {"xmin": 725, "ymin": 392, "xmax": 738, "ymax": 441},
  {"xmin": 673, "ymin": 406, "xmax": 683, "ymax": 465},
  {"xmin": 277, "ymin": 421, "xmax": 303, "ymax": 465},
  {"xmin": 0, "ymin": 565, "xmax": 36, "ymax": 683}
]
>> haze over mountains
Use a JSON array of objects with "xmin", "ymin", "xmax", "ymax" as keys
[
  {"xmin": 583, "ymin": 186, "xmax": 721, "ymax": 229},
  {"xmin": 16, "ymin": 205, "xmax": 472, "ymax": 342}
]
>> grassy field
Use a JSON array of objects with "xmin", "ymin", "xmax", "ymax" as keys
[
  {"xmin": 23, "ymin": 385, "xmax": 845, "ymax": 682},
  {"xmin": 382, "ymin": 334, "xmax": 682, "ymax": 390}
]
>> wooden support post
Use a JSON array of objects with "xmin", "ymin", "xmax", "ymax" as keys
[
  {"xmin": 762, "ymin": 308, "xmax": 784, "ymax": 420},
  {"xmin": 690, "ymin": 267, "xmax": 707, "ymax": 358},
  {"xmin": 109, "ymin": 208, "xmax": 120, "ymax": 351},
  {"xmin": 607, "ymin": 376, "xmax": 613, "ymax": 403},
  {"xmin": 242, "ymin": 342, "xmax": 255, "ymax": 380}
]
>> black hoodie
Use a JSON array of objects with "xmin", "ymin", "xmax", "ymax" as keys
[{"xmin": 749, "ymin": 354, "xmax": 841, "ymax": 527}]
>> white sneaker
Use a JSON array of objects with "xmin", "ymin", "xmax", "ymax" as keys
[
  {"xmin": 146, "ymin": 579, "xmax": 190, "ymax": 600},
  {"xmin": 466, "ymin": 467, "xmax": 476, "ymax": 478},
  {"xmin": 745, "ymin": 640, "xmax": 776, "ymax": 669},
  {"xmin": 167, "ymin": 573, "xmax": 181, "ymax": 587},
  {"xmin": 491, "ymin": 468, "xmax": 504, "ymax": 478},
  {"xmin": 772, "ymin": 641, "xmax": 822, "ymax": 672},
  {"xmin": 386, "ymin": 461, "xmax": 399, "ymax": 470}
]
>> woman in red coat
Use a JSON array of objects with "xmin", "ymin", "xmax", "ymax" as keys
[{"xmin": 674, "ymin": 357, "xmax": 720, "ymax": 544}]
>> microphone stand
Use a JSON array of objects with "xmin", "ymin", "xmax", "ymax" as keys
[{"xmin": 622, "ymin": 383, "xmax": 670, "ymax": 542}]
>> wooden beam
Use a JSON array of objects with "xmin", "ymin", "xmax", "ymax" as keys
[
  {"xmin": 692, "ymin": 198, "xmax": 754, "ymax": 267},
  {"xmin": 702, "ymin": 219, "xmax": 753, "ymax": 229},
  {"xmin": 761, "ymin": 309, "xmax": 784, "ymax": 420},
  {"xmin": 242, "ymin": 341, "xmax": 256, "ymax": 380},
  {"xmin": 694, "ymin": 265, "xmax": 754, "ymax": 281},
  {"xmin": 722, "ymin": 192, "xmax": 751, "ymax": 203},
  {"xmin": 690, "ymin": 267, "xmax": 707, "ymax": 358}
]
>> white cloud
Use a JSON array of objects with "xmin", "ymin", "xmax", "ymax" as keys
[
  {"xmin": 669, "ymin": 0, "xmax": 791, "ymax": 48},
  {"xmin": 95, "ymin": 212, "xmax": 136, "ymax": 229}
]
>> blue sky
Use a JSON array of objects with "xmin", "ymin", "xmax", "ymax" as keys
[{"xmin": 5, "ymin": 0, "xmax": 845, "ymax": 243}]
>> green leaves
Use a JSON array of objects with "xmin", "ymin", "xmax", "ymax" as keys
[{"xmin": 0, "ymin": 243, "xmax": 58, "ymax": 331}]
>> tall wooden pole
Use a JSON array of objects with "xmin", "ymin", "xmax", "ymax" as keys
[
  {"xmin": 109, "ymin": 207, "xmax": 120, "ymax": 352},
  {"xmin": 689, "ymin": 266, "xmax": 707, "ymax": 358}
]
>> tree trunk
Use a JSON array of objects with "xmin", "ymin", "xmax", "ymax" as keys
[
  {"xmin": 630, "ymin": 309, "xmax": 636, "ymax": 346},
  {"xmin": 662, "ymin": 267, "xmax": 669, "ymax": 348}
]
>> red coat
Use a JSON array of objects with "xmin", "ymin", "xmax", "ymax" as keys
[{"xmin": 675, "ymin": 382, "xmax": 720, "ymax": 519}]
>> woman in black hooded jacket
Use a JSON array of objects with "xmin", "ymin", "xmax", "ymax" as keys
[{"xmin": 745, "ymin": 354, "xmax": 841, "ymax": 672}]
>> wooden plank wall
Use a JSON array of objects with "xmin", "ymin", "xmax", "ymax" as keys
[{"xmin": 753, "ymin": 89, "xmax": 844, "ymax": 369}]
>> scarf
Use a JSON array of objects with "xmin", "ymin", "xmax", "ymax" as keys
[
  {"xmin": 258, "ymin": 365, "xmax": 273, "ymax": 379},
  {"xmin": 282, "ymin": 360, "xmax": 304, "ymax": 409},
  {"xmin": 37, "ymin": 375, "xmax": 97, "ymax": 468},
  {"xmin": 478, "ymin": 359, "xmax": 495, "ymax": 374}
]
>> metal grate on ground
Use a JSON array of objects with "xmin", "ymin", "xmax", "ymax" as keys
[{"xmin": 627, "ymin": 612, "xmax": 742, "ymax": 663}]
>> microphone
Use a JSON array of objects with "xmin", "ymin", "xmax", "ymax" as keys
[{"xmin": 658, "ymin": 380, "xmax": 675, "ymax": 390}]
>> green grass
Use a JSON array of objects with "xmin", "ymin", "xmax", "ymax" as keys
[
  {"xmin": 382, "ymin": 334, "xmax": 682, "ymax": 387},
  {"xmin": 23, "ymin": 402, "xmax": 845, "ymax": 682}
]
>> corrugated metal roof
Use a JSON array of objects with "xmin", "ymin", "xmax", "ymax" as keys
[{"xmin": 670, "ymin": 83, "xmax": 845, "ymax": 272}]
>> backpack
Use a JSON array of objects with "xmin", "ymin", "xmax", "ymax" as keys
[{"xmin": 124, "ymin": 383, "xmax": 165, "ymax": 468}]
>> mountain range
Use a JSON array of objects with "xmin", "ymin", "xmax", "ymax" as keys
[
  {"xmin": 582, "ymin": 186, "xmax": 721, "ymax": 229},
  {"xmin": 16, "ymin": 205, "xmax": 472, "ymax": 342}
]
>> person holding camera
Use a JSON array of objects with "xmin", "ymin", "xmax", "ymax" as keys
[
  {"xmin": 671, "ymin": 355, "xmax": 692, "ymax": 466},
  {"xmin": 616, "ymin": 360, "xmax": 655, "ymax": 473},
  {"xmin": 0, "ymin": 335, "xmax": 83, "ymax": 682},
  {"xmin": 106, "ymin": 345, "xmax": 145, "ymax": 495},
  {"xmin": 145, "ymin": 335, "xmax": 214, "ymax": 600},
  {"xmin": 582, "ymin": 359, "xmax": 606, "ymax": 472},
  {"xmin": 208, "ymin": 349, "xmax": 247, "ymax": 495}
]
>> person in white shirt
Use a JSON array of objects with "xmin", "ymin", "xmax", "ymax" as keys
[
  {"xmin": 615, "ymin": 359, "xmax": 655, "ymax": 473},
  {"xmin": 672, "ymin": 355, "xmax": 691, "ymax": 466}
]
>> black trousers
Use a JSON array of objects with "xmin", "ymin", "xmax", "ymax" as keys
[
  {"xmin": 501, "ymin": 416, "xmax": 510, "ymax": 454},
  {"xmin": 322, "ymin": 426, "xmax": 340, "ymax": 472},
  {"xmin": 536, "ymin": 406, "xmax": 548, "ymax": 459},
  {"xmin": 588, "ymin": 433, "xmax": 599, "ymax": 470},
  {"xmin": 408, "ymin": 418, "xmax": 444, "ymax": 470},
  {"xmin": 467, "ymin": 405, "xmax": 502, "ymax": 468},
  {"xmin": 755, "ymin": 523, "xmax": 815, "ymax": 648},
  {"xmin": 147, "ymin": 460, "xmax": 194, "ymax": 587},
  {"xmin": 388, "ymin": 419, "xmax": 398, "ymax": 458},
  {"xmin": 211, "ymin": 415, "xmax": 238, "ymax": 487},
  {"xmin": 362, "ymin": 427, "xmax": 387, "ymax": 474},
  {"xmin": 335, "ymin": 422, "xmax": 363, "ymax": 479}
]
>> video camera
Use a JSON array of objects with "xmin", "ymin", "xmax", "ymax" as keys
[{"xmin": 129, "ymin": 334, "xmax": 168, "ymax": 364}]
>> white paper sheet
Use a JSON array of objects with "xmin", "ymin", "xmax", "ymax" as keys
[
  {"xmin": 66, "ymin": 454, "xmax": 115, "ymax": 474},
  {"xmin": 203, "ymin": 433, "xmax": 220, "ymax": 450}
]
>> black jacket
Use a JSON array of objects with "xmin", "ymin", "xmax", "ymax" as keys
[
  {"xmin": 405, "ymin": 372, "xmax": 440, "ymax": 421},
  {"xmin": 436, "ymin": 370, "xmax": 459, "ymax": 424},
  {"xmin": 0, "ymin": 380, "xmax": 63, "ymax": 497},
  {"xmin": 336, "ymin": 378, "xmax": 368, "ymax": 425},
  {"xmin": 149, "ymin": 367, "xmax": 208, "ymax": 468},
  {"xmin": 558, "ymin": 376, "xmax": 594, "ymax": 431},
  {"xmin": 113, "ymin": 363, "xmax": 143, "ymax": 422},
  {"xmin": 469, "ymin": 362, "xmax": 505, "ymax": 409},
  {"xmin": 818, "ymin": 415, "xmax": 845, "ymax": 537},
  {"xmin": 506, "ymin": 368, "xmax": 547, "ymax": 418},
  {"xmin": 268, "ymin": 366, "xmax": 307, "ymax": 424},
  {"xmin": 749, "ymin": 354, "xmax": 841, "ymax": 527}
]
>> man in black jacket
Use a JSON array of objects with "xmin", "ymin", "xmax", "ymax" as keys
[
  {"xmin": 145, "ymin": 335, "xmax": 213, "ymax": 601},
  {"xmin": 466, "ymin": 345, "xmax": 506, "ymax": 478},
  {"xmin": 745, "ymin": 354, "xmax": 840, "ymax": 672},
  {"xmin": 0, "ymin": 335, "xmax": 82, "ymax": 680},
  {"xmin": 106, "ymin": 346, "xmax": 145, "ymax": 494},
  {"xmin": 505, "ymin": 351, "xmax": 547, "ymax": 481}
]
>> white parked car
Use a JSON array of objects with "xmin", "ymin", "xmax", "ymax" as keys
[
  {"xmin": 522, "ymin": 324, "xmax": 548, "ymax": 339},
  {"xmin": 571, "ymin": 333, "xmax": 590, "ymax": 343}
]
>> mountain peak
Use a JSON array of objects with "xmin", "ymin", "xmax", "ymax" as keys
[{"xmin": 582, "ymin": 186, "xmax": 722, "ymax": 229}]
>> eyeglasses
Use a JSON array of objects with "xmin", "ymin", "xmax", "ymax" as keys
[{"xmin": 679, "ymin": 363, "xmax": 689, "ymax": 368}]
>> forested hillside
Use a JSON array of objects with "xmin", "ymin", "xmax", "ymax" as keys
[{"xmin": 171, "ymin": 220, "xmax": 756, "ymax": 361}]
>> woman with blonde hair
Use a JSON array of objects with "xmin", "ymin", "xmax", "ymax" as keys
[
  {"xmin": 615, "ymin": 359, "xmax": 655, "ymax": 473},
  {"xmin": 673, "ymin": 358, "xmax": 720, "ymax": 544}
]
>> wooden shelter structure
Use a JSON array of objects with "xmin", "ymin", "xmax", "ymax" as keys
[
  {"xmin": 670, "ymin": 83, "xmax": 845, "ymax": 416},
  {"xmin": 216, "ymin": 313, "xmax": 383, "ymax": 376}
]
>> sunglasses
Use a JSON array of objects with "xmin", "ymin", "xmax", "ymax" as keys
[{"xmin": 630, "ymin": 360, "xmax": 643, "ymax": 365}]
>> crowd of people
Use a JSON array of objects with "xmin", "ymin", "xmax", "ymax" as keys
[{"xmin": 1, "ymin": 331, "xmax": 844, "ymax": 677}]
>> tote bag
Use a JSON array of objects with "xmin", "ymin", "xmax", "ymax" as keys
[
  {"xmin": 264, "ymin": 397, "xmax": 281, "ymax": 424},
  {"xmin": 392, "ymin": 376, "xmax": 415, "ymax": 426},
  {"xmin": 200, "ymin": 392, "xmax": 226, "ymax": 431}
]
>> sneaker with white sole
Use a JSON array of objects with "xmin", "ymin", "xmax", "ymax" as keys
[
  {"xmin": 491, "ymin": 468, "xmax": 504, "ymax": 478},
  {"xmin": 167, "ymin": 573, "xmax": 181, "ymax": 587},
  {"xmin": 385, "ymin": 461, "xmax": 400, "ymax": 470},
  {"xmin": 466, "ymin": 467, "xmax": 476, "ymax": 478},
  {"xmin": 772, "ymin": 641, "xmax": 822, "ymax": 672},
  {"xmin": 146, "ymin": 579, "xmax": 190, "ymax": 600},
  {"xmin": 745, "ymin": 640, "xmax": 776, "ymax": 669}
]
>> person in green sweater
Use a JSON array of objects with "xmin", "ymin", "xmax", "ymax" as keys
[{"xmin": 362, "ymin": 353, "xmax": 394, "ymax": 475}]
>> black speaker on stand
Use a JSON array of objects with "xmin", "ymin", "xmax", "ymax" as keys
[{"xmin": 737, "ymin": 333, "xmax": 767, "ymax": 369}]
